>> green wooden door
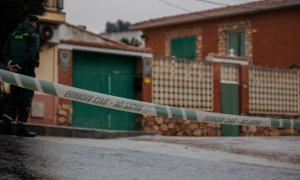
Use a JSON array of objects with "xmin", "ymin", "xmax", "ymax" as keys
[
  {"xmin": 221, "ymin": 83, "xmax": 240, "ymax": 136},
  {"xmin": 228, "ymin": 31, "xmax": 245, "ymax": 56},
  {"xmin": 72, "ymin": 51, "xmax": 137, "ymax": 130}
]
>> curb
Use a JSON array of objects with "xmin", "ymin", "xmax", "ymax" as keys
[{"xmin": 10, "ymin": 123, "xmax": 157, "ymax": 139}]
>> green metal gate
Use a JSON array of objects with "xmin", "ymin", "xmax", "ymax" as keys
[
  {"xmin": 221, "ymin": 83, "xmax": 240, "ymax": 136},
  {"xmin": 72, "ymin": 51, "xmax": 137, "ymax": 130}
]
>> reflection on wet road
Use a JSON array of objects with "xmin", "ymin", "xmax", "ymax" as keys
[
  {"xmin": 137, "ymin": 136, "xmax": 300, "ymax": 166},
  {"xmin": 0, "ymin": 136, "xmax": 299, "ymax": 180}
]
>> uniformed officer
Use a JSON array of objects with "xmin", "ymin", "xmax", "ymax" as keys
[{"xmin": 0, "ymin": 15, "xmax": 40, "ymax": 137}]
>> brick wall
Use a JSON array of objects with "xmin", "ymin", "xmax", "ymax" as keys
[
  {"xmin": 29, "ymin": 94, "xmax": 57, "ymax": 125},
  {"xmin": 144, "ymin": 28, "xmax": 167, "ymax": 57},
  {"xmin": 140, "ymin": 8, "xmax": 300, "ymax": 136},
  {"xmin": 252, "ymin": 8, "xmax": 300, "ymax": 68},
  {"xmin": 202, "ymin": 22, "xmax": 219, "ymax": 58},
  {"xmin": 144, "ymin": 8, "xmax": 300, "ymax": 68}
]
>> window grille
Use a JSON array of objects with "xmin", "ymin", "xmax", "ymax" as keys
[
  {"xmin": 152, "ymin": 57, "xmax": 213, "ymax": 111},
  {"xmin": 249, "ymin": 66, "xmax": 300, "ymax": 115},
  {"xmin": 221, "ymin": 64, "xmax": 239, "ymax": 83}
]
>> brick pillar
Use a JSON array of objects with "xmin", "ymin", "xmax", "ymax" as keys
[
  {"xmin": 142, "ymin": 77, "xmax": 152, "ymax": 103},
  {"xmin": 138, "ymin": 57, "xmax": 152, "ymax": 103},
  {"xmin": 240, "ymin": 65, "xmax": 249, "ymax": 115},
  {"xmin": 137, "ymin": 57, "xmax": 152, "ymax": 132},
  {"xmin": 213, "ymin": 62, "xmax": 221, "ymax": 113},
  {"xmin": 58, "ymin": 49, "xmax": 72, "ymax": 85},
  {"xmin": 57, "ymin": 49, "xmax": 73, "ymax": 125}
]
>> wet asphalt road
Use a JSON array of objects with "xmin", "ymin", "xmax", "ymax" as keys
[{"xmin": 0, "ymin": 135, "xmax": 299, "ymax": 180}]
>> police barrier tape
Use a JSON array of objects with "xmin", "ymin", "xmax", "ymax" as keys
[{"xmin": 0, "ymin": 69, "xmax": 299, "ymax": 128}]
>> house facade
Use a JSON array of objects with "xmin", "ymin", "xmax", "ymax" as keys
[
  {"xmin": 29, "ymin": 1, "xmax": 153, "ymax": 131},
  {"xmin": 131, "ymin": 0, "xmax": 300, "ymax": 68},
  {"xmin": 131, "ymin": 0, "xmax": 300, "ymax": 136},
  {"xmin": 30, "ymin": 22, "xmax": 152, "ymax": 130},
  {"xmin": 56, "ymin": 23, "xmax": 152, "ymax": 130}
]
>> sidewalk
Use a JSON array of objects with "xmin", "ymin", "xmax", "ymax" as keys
[{"xmin": 10, "ymin": 123, "xmax": 157, "ymax": 139}]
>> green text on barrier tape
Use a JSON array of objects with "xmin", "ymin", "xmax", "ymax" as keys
[{"xmin": 0, "ymin": 69, "xmax": 299, "ymax": 128}]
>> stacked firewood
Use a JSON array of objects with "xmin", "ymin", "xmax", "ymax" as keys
[
  {"xmin": 139, "ymin": 115, "xmax": 221, "ymax": 136},
  {"xmin": 240, "ymin": 126, "xmax": 300, "ymax": 136},
  {"xmin": 57, "ymin": 103, "xmax": 72, "ymax": 126},
  {"xmin": 139, "ymin": 115, "xmax": 300, "ymax": 136},
  {"xmin": 240, "ymin": 114, "xmax": 300, "ymax": 136}
]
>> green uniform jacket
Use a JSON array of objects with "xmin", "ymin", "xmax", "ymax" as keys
[{"xmin": 2, "ymin": 22, "xmax": 40, "ymax": 70}]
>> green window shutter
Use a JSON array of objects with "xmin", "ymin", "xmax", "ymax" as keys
[
  {"xmin": 171, "ymin": 36, "xmax": 196, "ymax": 60},
  {"xmin": 171, "ymin": 38, "xmax": 181, "ymax": 58},
  {"xmin": 239, "ymin": 32, "xmax": 245, "ymax": 56},
  {"xmin": 228, "ymin": 31, "xmax": 245, "ymax": 56}
]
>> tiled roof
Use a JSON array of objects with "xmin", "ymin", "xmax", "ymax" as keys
[
  {"xmin": 61, "ymin": 23, "xmax": 151, "ymax": 54},
  {"xmin": 60, "ymin": 39, "xmax": 152, "ymax": 54},
  {"xmin": 64, "ymin": 23, "xmax": 127, "ymax": 46},
  {"xmin": 131, "ymin": 0, "xmax": 300, "ymax": 30}
]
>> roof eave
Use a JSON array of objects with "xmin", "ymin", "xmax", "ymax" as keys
[
  {"xmin": 59, "ymin": 40, "xmax": 152, "ymax": 57},
  {"xmin": 131, "ymin": 2, "xmax": 300, "ymax": 30},
  {"xmin": 131, "ymin": 10, "xmax": 256, "ymax": 30}
]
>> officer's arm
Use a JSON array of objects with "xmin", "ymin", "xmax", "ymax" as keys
[{"xmin": 18, "ymin": 33, "xmax": 40, "ymax": 69}]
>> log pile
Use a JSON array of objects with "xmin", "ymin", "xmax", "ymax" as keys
[
  {"xmin": 54, "ymin": 106, "xmax": 300, "ymax": 136},
  {"xmin": 240, "ymin": 126, "xmax": 300, "ymax": 136},
  {"xmin": 139, "ymin": 115, "xmax": 221, "ymax": 136},
  {"xmin": 240, "ymin": 114, "xmax": 300, "ymax": 136},
  {"xmin": 139, "ymin": 115, "xmax": 300, "ymax": 136},
  {"xmin": 57, "ymin": 103, "xmax": 72, "ymax": 126}
]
